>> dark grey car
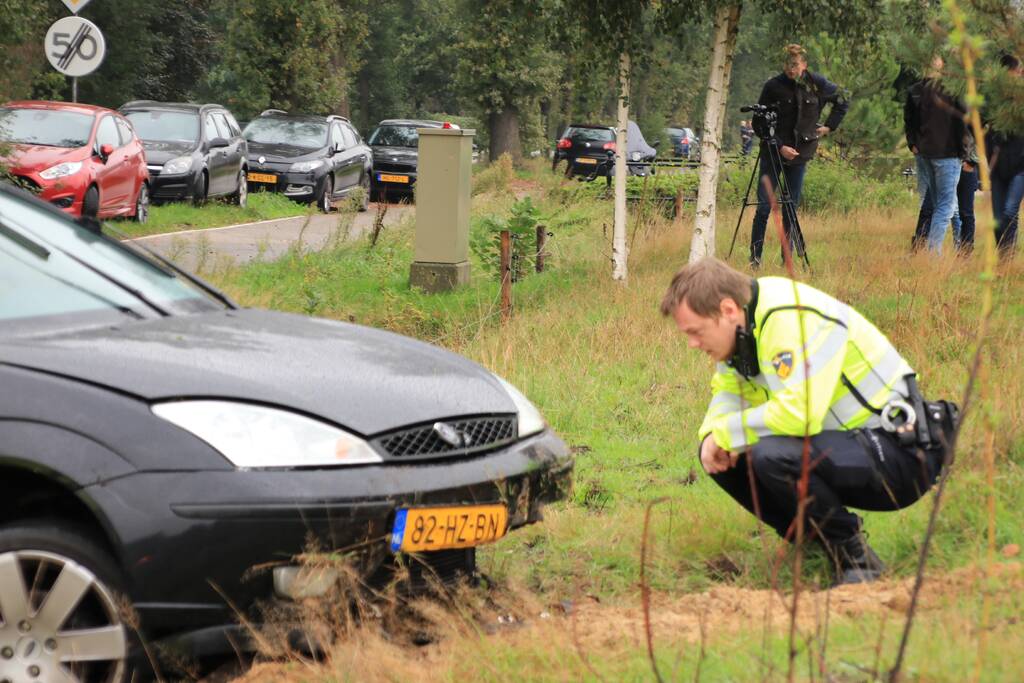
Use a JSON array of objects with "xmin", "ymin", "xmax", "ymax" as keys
[
  {"xmin": 120, "ymin": 101, "xmax": 248, "ymax": 206},
  {"xmin": 0, "ymin": 183, "xmax": 571, "ymax": 680}
]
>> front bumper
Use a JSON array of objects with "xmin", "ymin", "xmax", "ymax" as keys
[
  {"xmin": 13, "ymin": 173, "xmax": 86, "ymax": 215},
  {"xmin": 247, "ymin": 167, "xmax": 324, "ymax": 200},
  {"xmin": 83, "ymin": 429, "xmax": 572, "ymax": 644},
  {"xmin": 371, "ymin": 166, "xmax": 417, "ymax": 192},
  {"xmin": 146, "ymin": 168, "xmax": 198, "ymax": 201}
]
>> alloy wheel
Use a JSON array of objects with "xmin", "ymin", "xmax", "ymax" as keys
[
  {"xmin": 359, "ymin": 175, "xmax": 370, "ymax": 212},
  {"xmin": 319, "ymin": 178, "xmax": 333, "ymax": 214},
  {"xmin": 134, "ymin": 184, "xmax": 149, "ymax": 224},
  {"xmin": 0, "ymin": 550, "xmax": 127, "ymax": 683},
  {"xmin": 236, "ymin": 170, "xmax": 248, "ymax": 208}
]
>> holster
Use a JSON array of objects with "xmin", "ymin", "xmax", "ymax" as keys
[{"xmin": 906, "ymin": 375, "xmax": 959, "ymax": 451}]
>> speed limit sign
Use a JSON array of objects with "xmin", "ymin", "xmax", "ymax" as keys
[{"xmin": 45, "ymin": 16, "xmax": 106, "ymax": 78}]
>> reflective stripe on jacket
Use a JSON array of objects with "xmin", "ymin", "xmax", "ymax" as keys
[{"xmin": 698, "ymin": 277, "xmax": 914, "ymax": 451}]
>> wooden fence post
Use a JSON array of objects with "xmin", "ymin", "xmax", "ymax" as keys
[
  {"xmin": 536, "ymin": 224, "xmax": 547, "ymax": 273},
  {"xmin": 674, "ymin": 188, "xmax": 684, "ymax": 223},
  {"xmin": 500, "ymin": 229, "xmax": 512, "ymax": 322}
]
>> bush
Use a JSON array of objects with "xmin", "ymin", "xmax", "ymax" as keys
[
  {"xmin": 473, "ymin": 153, "xmax": 515, "ymax": 196},
  {"xmin": 470, "ymin": 196, "xmax": 541, "ymax": 281}
]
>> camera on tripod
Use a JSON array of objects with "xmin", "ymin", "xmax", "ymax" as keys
[{"xmin": 740, "ymin": 103, "xmax": 778, "ymax": 139}]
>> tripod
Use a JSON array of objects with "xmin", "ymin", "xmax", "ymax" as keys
[{"xmin": 727, "ymin": 120, "xmax": 810, "ymax": 269}]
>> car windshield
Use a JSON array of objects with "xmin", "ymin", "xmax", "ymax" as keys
[
  {"xmin": 243, "ymin": 118, "xmax": 327, "ymax": 148},
  {"xmin": 124, "ymin": 110, "xmax": 200, "ymax": 144},
  {"xmin": 368, "ymin": 125, "xmax": 420, "ymax": 148},
  {"xmin": 666, "ymin": 128, "xmax": 684, "ymax": 141},
  {"xmin": 568, "ymin": 127, "xmax": 614, "ymax": 143},
  {"xmin": 0, "ymin": 188, "xmax": 221, "ymax": 331},
  {"xmin": 0, "ymin": 108, "xmax": 94, "ymax": 148}
]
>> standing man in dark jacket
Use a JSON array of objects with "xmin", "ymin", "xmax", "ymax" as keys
[
  {"xmin": 987, "ymin": 54, "xmax": 1024, "ymax": 257},
  {"xmin": 904, "ymin": 55, "xmax": 968, "ymax": 254},
  {"xmin": 749, "ymin": 44, "xmax": 849, "ymax": 268}
]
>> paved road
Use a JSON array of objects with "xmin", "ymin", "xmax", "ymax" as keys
[{"xmin": 128, "ymin": 203, "xmax": 413, "ymax": 272}]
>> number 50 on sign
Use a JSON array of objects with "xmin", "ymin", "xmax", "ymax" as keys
[{"xmin": 45, "ymin": 16, "xmax": 106, "ymax": 78}]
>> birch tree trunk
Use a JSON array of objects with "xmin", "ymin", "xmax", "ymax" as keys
[
  {"xmin": 612, "ymin": 51, "xmax": 630, "ymax": 281},
  {"xmin": 689, "ymin": 3, "xmax": 742, "ymax": 263}
]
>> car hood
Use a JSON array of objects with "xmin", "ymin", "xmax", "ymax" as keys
[
  {"xmin": 141, "ymin": 140, "xmax": 197, "ymax": 165},
  {"xmin": 3, "ymin": 144, "xmax": 89, "ymax": 174},
  {"xmin": 371, "ymin": 146, "xmax": 418, "ymax": 164},
  {"xmin": 246, "ymin": 141, "xmax": 324, "ymax": 163},
  {"xmin": 0, "ymin": 308, "xmax": 516, "ymax": 436}
]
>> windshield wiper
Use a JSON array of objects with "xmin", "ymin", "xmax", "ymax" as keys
[
  {"xmin": 98, "ymin": 222, "xmax": 237, "ymax": 309},
  {"xmin": 49, "ymin": 245, "xmax": 171, "ymax": 317},
  {"xmin": 0, "ymin": 222, "xmax": 50, "ymax": 260}
]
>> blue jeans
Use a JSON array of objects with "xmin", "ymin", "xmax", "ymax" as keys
[
  {"xmin": 992, "ymin": 170, "xmax": 1024, "ymax": 254},
  {"xmin": 915, "ymin": 155, "xmax": 962, "ymax": 253},
  {"xmin": 750, "ymin": 156, "xmax": 807, "ymax": 263},
  {"xmin": 914, "ymin": 166, "xmax": 978, "ymax": 251}
]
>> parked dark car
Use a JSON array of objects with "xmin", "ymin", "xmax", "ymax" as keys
[
  {"xmin": 556, "ymin": 124, "xmax": 617, "ymax": 179},
  {"xmin": 0, "ymin": 100, "xmax": 150, "ymax": 221},
  {"xmin": 243, "ymin": 110, "xmax": 371, "ymax": 213},
  {"xmin": 120, "ymin": 101, "xmax": 248, "ymax": 206},
  {"xmin": 367, "ymin": 119, "xmax": 449, "ymax": 197},
  {"xmin": 666, "ymin": 126, "xmax": 700, "ymax": 160},
  {"xmin": 0, "ymin": 182, "xmax": 572, "ymax": 680}
]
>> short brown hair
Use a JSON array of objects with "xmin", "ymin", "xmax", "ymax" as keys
[
  {"xmin": 784, "ymin": 44, "xmax": 807, "ymax": 62},
  {"xmin": 659, "ymin": 258, "xmax": 752, "ymax": 318}
]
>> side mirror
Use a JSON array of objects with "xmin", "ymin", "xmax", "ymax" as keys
[
  {"xmin": 209, "ymin": 137, "xmax": 230, "ymax": 149},
  {"xmin": 98, "ymin": 143, "xmax": 114, "ymax": 162}
]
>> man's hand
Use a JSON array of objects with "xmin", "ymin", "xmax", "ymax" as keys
[
  {"xmin": 816, "ymin": 125, "xmax": 831, "ymax": 138},
  {"xmin": 780, "ymin": 145, "xmax": 800, "ymax": 161},
  {"xmin": 700, "ymin": 435, "xmax": 736, "ymax": 474}
]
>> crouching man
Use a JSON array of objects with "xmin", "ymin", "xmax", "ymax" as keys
[{"xmin": 660, "ymin": 258, "xmax": 956, "ymax": 584}]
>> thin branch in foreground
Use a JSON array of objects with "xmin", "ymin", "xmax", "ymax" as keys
[{"xmin": 640, "ymin": 497, "xmax": 669, "ymax": 683}]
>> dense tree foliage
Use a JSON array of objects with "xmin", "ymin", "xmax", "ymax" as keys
[{"xmin": 0, "ymin": 0, "xmax": 1018, "ymax": 152}]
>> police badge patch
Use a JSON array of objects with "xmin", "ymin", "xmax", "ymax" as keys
[{"xmin": 771, "ymin": 351, "xmax": 794, "ymax": 379}]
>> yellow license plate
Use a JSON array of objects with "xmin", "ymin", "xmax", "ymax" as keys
[
  {"xmin": 247, "ymin": 172, "xmax": 277, "ymax": 184},
  {"xmin": 390, "ymin": 504, "xmax": 508, "ymax": 552},
  {"xmin": 575, "ymin": 157, "xmax": 598, "ymax": 165},
  {"xmin": 378, "ymin": 173, "xmax": 410, "ymax": 184}
]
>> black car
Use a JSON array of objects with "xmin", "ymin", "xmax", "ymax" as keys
[
  {"xmin": 120, "ymin": 101, "xmax": 248, "ymax": 206},
  {"xmin": 0, "ymin": 182, "xmax": 572, "ymax": 680},
  {"xmin": 556, "ymin": 124, "xmax": 617, "ymax": 179},
  {"xmin": 243, "ymin": 110, "xmax": 372, "ymax": 213},
  {"xmin": 367, "ymin": 119, "xmax": 451, "ymax": 197}
]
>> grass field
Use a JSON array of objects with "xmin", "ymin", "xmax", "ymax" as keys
[
  {"xmin": 205, "ymin": 160, "xmax": 1023, "ymax": 682},
  {"xmin": 111, "ymin": 191, "xmax": 311, "ymax": 239}
]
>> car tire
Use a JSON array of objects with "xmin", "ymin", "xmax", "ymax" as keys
[
  {"xmin": 82, "ymin": 185, "xmax": 100, "ymax": 219},
  {"xmin": 0, "ymin": 522, "xmax": 132, "ymax": 682},
  {"xmin": 232, "ymin": 169, "xmax": 248, "ymax": 208},
  {"xmin": 192, "ymin": 172, "xmax": 208, "ymax": 206},
  {"xmin": 133, "ymin": 182, "xmax": 149, "ymax": 223},
  {"xmin": 318, "ymin": 176, "xmax": 333, "ymax": 214},
  {"xmin": 358, "ymin": 173, "xmax": 370, "ymax": 212}
]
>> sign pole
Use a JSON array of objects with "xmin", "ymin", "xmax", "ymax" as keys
[{"xmin": 72, "ymin": 77, "xmax": 78, "ymax": 103}]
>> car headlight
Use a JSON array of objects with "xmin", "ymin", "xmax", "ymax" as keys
[
  {"xmin": 290, "ymin": 160, "xmax": 324, "ymax": 173},
  {"xmin": 151, "ymin": 401, "xmax": 383, "ymax": 468},
  {"xmin": 494, "ymin": 376, "xmax": 546, "ymax": 438},
  {"xmin": 39, "ymin": 161, "xmax": 83, "ymax": 180},
  {"xmin": 163, "ymin": 156, "xmax": 193, "ymax": 175}
]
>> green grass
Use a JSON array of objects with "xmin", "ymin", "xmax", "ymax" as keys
[
  {"xmin": 207, "ymin": 159, "xmax": 1024, "ymax": 681},
  {"xmin": 111, "ymin": 191, "xmax": 311, "ymax": 239}
]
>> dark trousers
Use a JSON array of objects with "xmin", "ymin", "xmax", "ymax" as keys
[
  {"xmin": 708, "ymin": 430, "xmax": 940, "ymax": 545},
  {"xmin": 750, "ymin": 157, "xmax": 807, "ymax": 263}
]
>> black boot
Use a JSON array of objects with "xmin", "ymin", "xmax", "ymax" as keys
[{"xmin": 829, "ymin": 533, "xmax": 885, "ymax": 586}]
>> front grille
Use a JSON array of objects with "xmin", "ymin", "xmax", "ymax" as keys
[
  {"xmin": 373, "ymin": 415, "xmax": 517, "ymax": 461},
  {"xmin": 374, "ymin": 161, "xmax": 416, "ymax": 174}
]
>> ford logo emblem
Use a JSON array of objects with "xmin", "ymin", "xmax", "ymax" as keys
[{"xmin": 433, "ymin": 422, "xmax": 470, "ymax": 448}]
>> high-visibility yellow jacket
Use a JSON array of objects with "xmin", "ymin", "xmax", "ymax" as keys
[{"xmin": 699, "ymin": 276, "xmax": 914, "ymax": 451}]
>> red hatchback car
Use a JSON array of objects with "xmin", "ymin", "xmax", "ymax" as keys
[{"xmin": 0, "ymin": 101, "xmax": 150, "ymax": 221}]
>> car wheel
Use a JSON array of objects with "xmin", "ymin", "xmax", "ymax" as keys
[
  {"xmin": 133, "ymin": 183, "xmax": 149, "ymax": 223},
  {"xmin": 0, "ymin": 523, "xmax": 129, "ymax": 683},
  {"xmin": 232, "ymin": 169, "xmax": 248, "ymax": 208},
  {"xmin": 192, "ymin": 172, "xmax": 208, "ymax": 206},
  {"xmin": 318, "ymin": 176, "xmax": 333, "ymax": 214},
  {"xmin": 82, "ymin": 186, "xmax": 100, "ymax": 219},
  {"xmin": 358, "ymin": 173, "xmax": 370, "ymax": 212}
]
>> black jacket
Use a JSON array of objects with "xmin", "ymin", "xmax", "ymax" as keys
[
  {"xmin": 986, "ymin": 129, "xmax": 1024, "ymax": 181},
  {"xmin": 757, "ymin": 71, "xmax": 849, "ymax": 165},
  {"xmin": 904, "ymin": 79, "xmax": 967, "ymax": 159}
]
